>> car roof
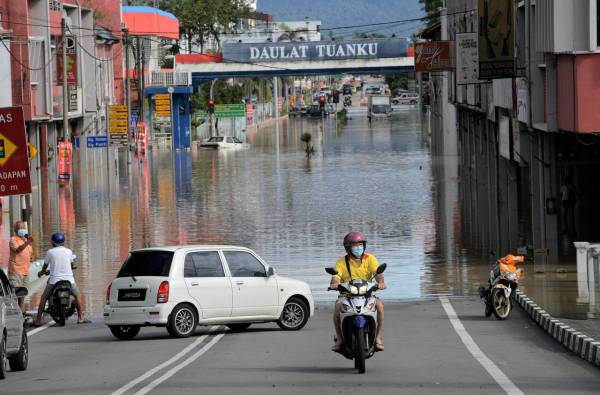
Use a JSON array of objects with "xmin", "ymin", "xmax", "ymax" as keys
[{"xmin": 131, "ymin": 245, "xmax": 253, "ymax": 253}]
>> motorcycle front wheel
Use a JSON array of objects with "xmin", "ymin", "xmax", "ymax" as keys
[
  {"xmin": 491, "ymin": 288, "xmax": 512, "ymax": 320},
  {"xmin": 354, "ymin": 327, "xmax": 366, "ymax": 374}
]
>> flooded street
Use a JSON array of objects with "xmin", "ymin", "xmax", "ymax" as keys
[{"xmin": 1, "ymin": 107, "xmax": 596, "ymax": 320}]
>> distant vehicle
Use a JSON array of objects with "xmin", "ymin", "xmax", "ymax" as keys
[
  {"xmin": 392, "ymin": 93, "xmax": 419, "ymax": 105},
  {"xmin": 307, "ymin": 104, "xmax": 335, "ymax": 117},
  {"xmin": 289, "ymin": 104, "xmax": 307, "ymax": 117},
  {"xmin": 368, "ymin": 95, "xmax": 392, "ymax": 118},
  {"xmin": 392, "ymin": 88, "xmax": 408, "ymax": 97},
  {"xmin": 0, "ymin": 270, "xmax": 29, "ymax": 379},
  {"xmin": 200, "ymin": 136, "xmax": 248, "ymax": 149},
  {"xmin": 365, "ymin": 86, "xmax": 382, "ymax": 95},
  {"xmin": 104, "ymin": 246, "xmax": 314, "ymax": 339}
]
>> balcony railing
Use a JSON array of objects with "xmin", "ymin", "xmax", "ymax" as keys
[{"xmin": 146, "ymin": 71, "xmax": 191, "ymax": 87}]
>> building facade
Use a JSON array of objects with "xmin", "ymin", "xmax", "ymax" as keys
[{"xmin": 427, "ymin": 0, "xmax": 600, "ymax": 269}]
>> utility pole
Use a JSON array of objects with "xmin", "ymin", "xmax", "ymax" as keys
[
  {"xmin": 124, "ymin": 28, "xmax": 131, "ymax": 165},
  {"xmin": 61, "ymin": 19, "xmax": 69, "ymax": 141}
]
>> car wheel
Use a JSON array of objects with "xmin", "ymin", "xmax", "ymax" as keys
[
  {"xmin": 109, "ymin": 325, "xmax": 141, "ymax": 340},
  {"xmin": 277, "ymin": 297, "xmax": 309, "ymax": 331},
  {"xmin": 8, "ymin": 330, "xmax": 28, "ymax": 372},
  {"xmin": 0, "ymin": 334, "xmax": 7, "ymax": 380},
  {"xmin": 167, "ymin": 304, "xmax": 197, "ymax": 338},
  {"xmin": 227, "ymin": 323, "xmax": 251, "ymax": 332}
]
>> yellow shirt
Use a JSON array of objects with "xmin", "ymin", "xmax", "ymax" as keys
[{"xmin": 334, "ymin": 253, "xmax": 380, "ymax": 282}]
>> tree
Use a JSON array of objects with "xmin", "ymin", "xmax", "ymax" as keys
[
  {"xmin": 419, "ymin": 0, "xmax": 443, "ymax": 27},
  {"xmin": 160, "ymin": 0, "xmax": 255, "ymax": 52}
]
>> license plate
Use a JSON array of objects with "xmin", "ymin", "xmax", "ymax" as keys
[
  {"xmin": 118, "ymin": 289, "xmax": 146, "ymax": 301},
  {"xmin": 58, "ymin": 291, "xmax": 70, "ymax": 298}
]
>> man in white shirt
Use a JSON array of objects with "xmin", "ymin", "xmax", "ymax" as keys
[{"xmin": 32, "ymin": 232, "xmax": 90, "ymax": 326}]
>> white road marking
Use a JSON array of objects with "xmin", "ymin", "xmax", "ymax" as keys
[
  {"xmin": 27, "ymin": 321, "xmax": 54, "ymax": 336},
  {"xmin": 134, "ymin": 331, "xmax": 226, "ymax": 395},
  {"xmin": 111, "ymin": 326, "xmax": 218, "ymax": 395},
  {"xmin": 439, "ymin": 297, "xmax": 524, "ymax": 395}
]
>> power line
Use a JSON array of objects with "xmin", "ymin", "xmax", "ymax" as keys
[{"xmin": 0, "ymin": 36, "xmax": 62, "ymax": 71}]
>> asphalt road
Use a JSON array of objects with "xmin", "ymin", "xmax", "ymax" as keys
[{"xmin": 3, "ymin": 297, "xmax": 600, "ymax": 394}]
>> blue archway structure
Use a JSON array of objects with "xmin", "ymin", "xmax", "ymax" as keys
[{"xmin": 168, "ymin": 38, "xmax": 415, "ymax": 148}]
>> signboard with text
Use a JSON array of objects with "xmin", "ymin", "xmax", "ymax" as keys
[
  {"xmin": 456, "ymin": 33, "xmax": 479, "ymax": 85},
  {"xmin": 155, "ymin": 94, "xmax": 171, "ymax": 117},
  {"xmin": 222, "ymin": 39, "xmax": 408, "ymax": 63},
  {"xmin": 478, "ymin": 0, "xmax": 515, "ymax": 79},
  {"xmin": 87, "ymin": 135, "xmax": 108, "ymax": 148},
  {"xmin": 414, "ymin": 41, "xmax": 452, "ymax": 72},
  {"xmin": 109, "ymin": 105, "xmax": 128, "ymax": 147},
  {"xmin": 57, "ymin": 37, "xmax": 77, "ymax": 84},
  {"xmin": 214, "ymin": 104, "xmax": 245, "ymax": 118},
  {"xmin": 0, "ymin": 107, "xmax": 31, "ymax": 196}
]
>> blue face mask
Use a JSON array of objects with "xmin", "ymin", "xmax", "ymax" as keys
[
  {"xmin": 17, "ymin": 229, "xmax": 28, "ymax": 238},
  {"xmin": 351, "ymin": 246, "xmax": 364, "ymax": 258}
]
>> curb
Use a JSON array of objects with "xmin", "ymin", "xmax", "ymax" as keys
[{"xmin": 514, "ymin": 290, "xmax": 600, "ymax": 367}]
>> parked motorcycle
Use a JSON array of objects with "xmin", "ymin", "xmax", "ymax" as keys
[
  {"xmin": 478, "ymin": 255, "xmax": 525, "ymax": 320},
  {"xmin": 326, "ymin": 263, "xmax": 387, "ymax": 374}
]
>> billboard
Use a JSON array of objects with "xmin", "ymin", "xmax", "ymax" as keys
[
  {"xmin": 478, "ymin": 0, "xmax": 515, "ymax": 79},
  {"xmin": 0, "ymin": 107, "xmax": 32, "ymax": 196},
  {"xmin": 456, "ymin": 33, "xmax": 479, "ymax": 84},
  {"xmin": 414, "ymin": 41, "xmax": 452, "ymax": 72},
  {"xmin": 222, "ymin": 39, "xmax": 408, "ymax": 63}
]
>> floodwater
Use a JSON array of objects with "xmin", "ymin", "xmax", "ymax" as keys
[{"xmin": 1, "ymin": 106, "xmax": 598, "ymax": 321}]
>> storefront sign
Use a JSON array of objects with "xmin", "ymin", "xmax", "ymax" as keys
[
  {"xmin": 456, "ymin": 33, "xmax": 479, "ymax": 84},
  {"xmin": 155, "ymin": 94, "xmax": 171, "ymax": 117},
  {"xmin": 414, "ymin": 41, "xmax": 452, "ymax": 72},
  {"xmin": 109, "ymin": 105, "xmax": 129, "ymax": 147},
  {"xmin": 478, "ymin": 0, "xmax": 515, "ymax": 79},
  {"xmin": 0, "ymin": 107, "xmax": 31, "ymax": 196},
  {"xmin": 223, "ymin": 39, "xmax": 408, "ymax": 63}
]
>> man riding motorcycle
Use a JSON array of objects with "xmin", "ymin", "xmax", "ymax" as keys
[
  {"xmin": 330, "ymin": 231, "xmax": 386, "ymax": 351},
  {"xmin": 32, "ymin": 232, "xmax": 90, "ymax": 326}
]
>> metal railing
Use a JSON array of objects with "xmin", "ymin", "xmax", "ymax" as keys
[{"xmin": 146, "ymin": 71, "xmax": 191, "ymax": 87}]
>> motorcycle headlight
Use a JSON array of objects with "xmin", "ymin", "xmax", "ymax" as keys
[
  {"xmin": 502, "ymin": 270, "xmax": 518, "ymax": 281},
  {"xmin": 358, "ymin": 285, "xmax": 368, "ymax": 295},
  {"xmin": 350, "ymin": 286, "xmax": 359, "ymax": 295}
]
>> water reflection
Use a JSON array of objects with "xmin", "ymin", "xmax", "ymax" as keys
[{"xmin": 0, "ymin": 108, "xmax": 596, "ymax": 321}]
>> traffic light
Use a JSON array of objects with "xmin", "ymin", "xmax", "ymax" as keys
[{"xmin": 208, "ymin": 99, "xmax": 215, "ymax": 114}]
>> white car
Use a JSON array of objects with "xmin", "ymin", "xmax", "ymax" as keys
[
  {"xmin": 392, "ymin": 93, "xmax": 419, "ymax": 105},
  {"xmin": 199, "ymin": 136, "xmax": 248, "ymax": 149},
  {"xmin": 104, "ymin": 246, "xmax": 314, "ymax": 339}
]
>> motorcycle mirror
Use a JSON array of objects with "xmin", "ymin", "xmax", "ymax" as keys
[
  {"xmin": 376, "ymin": 263, "xmax": 387, "ymax": 274},
  {"xmin": 325, "ymin": 267, "xmax": 338, "ymax": 275}
]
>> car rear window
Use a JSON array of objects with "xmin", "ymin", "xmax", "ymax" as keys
[{"xmin": 117, "ymin": 251, "xmax": 174, "ymax": 277}]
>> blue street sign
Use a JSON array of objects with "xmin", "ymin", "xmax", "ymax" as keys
[{"xmin": 87, "ymin": 135, "xmax": 108, "ymax": 148}]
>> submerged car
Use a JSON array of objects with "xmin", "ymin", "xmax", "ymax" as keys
[
  {"xmin": 0, "ymin": 270, "xmax": 28, "ymax": 379},
  {"xmin": 104, "ymin": 246, "xmax": 314, "ymax": 339},
  {"xmin": 199, "ymin": 136, "xmax": 248, "ymax": 149}
]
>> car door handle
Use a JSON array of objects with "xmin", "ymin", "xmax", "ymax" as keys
[
  {"xmin": 191, "ymin": 282, "xmax": 199, "ymax": 286},
  {"xmin": 236, "ymin": 281, "xmax": 244, "ymax": 286}
]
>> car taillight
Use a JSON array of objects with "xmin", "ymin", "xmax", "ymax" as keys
[
  {"xmin": 157, "ymin": 281, "xmax": 169, "ymax": 304},
  {"xmin": 105, "ymin": 283, "xmax": 112, "ymax": 305}
]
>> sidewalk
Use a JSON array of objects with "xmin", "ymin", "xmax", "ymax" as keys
[{"xmin": 516, "ymin": 264, "xmax": 600, "ymax": 366}]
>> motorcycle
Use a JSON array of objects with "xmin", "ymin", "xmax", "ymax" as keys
[
  {"xmin": 478, "ymin": 255, "xmax": 525, "ymax": 320},
  {"xmin": 325, "ymin": 263, "xmax": 387, "ymax": 374},
  {"xmin": 343, "ymin": 96, "xmax": 352, "ymax": 107},
  {"xmin": 39, "ymin": 263, "xmax": 78, "ymax": 326}
]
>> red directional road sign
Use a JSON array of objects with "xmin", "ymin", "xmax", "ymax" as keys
[{"xmin": 0, "ymin": 107, "xmax": 31, "ymax": 196}]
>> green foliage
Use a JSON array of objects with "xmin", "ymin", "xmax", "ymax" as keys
[
  {"xmin": 418, "ymin": 0, "xmax": 443, "ymax": 26},
  {"xmin": 159, "ymin": 0, "xmax": 255, "ymax": 52},
  {"xmin": 385, "ymin": 72, "xmax": 414, "ymax": 91}
]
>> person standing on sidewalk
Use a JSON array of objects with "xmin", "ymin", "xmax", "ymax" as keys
[{"xmin": 8, "ymin": 221, "xmax": 33, "ymax": 310}]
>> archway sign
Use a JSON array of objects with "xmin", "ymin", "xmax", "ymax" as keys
[{"xmin": 175, "ymin": 38, "xmax": 414, "ymax": 83}]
